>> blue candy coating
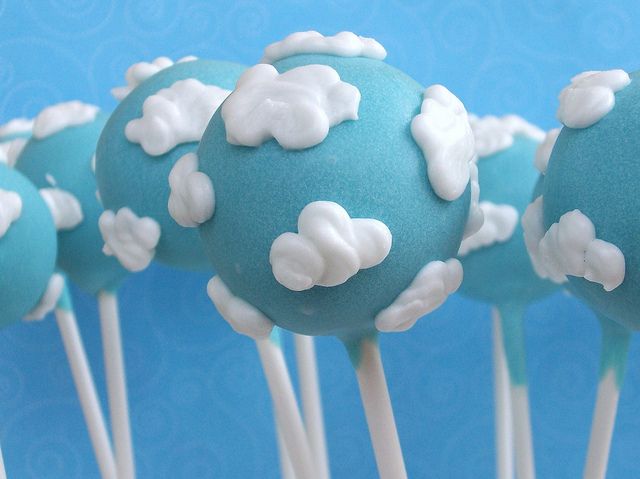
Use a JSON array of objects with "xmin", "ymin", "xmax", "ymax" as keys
[
  {"xmin": 198, "ymin": 55, "xmax": 470, "ymax": 340},
  {"xmin": 544, "ymin": 70, "xmax": 640, "ymax": 331},
  {"xmin": 95, "ymin": 60, "xmax": 246, "ymax": 271},
  {"xmin": 16, "ymin": 113, "xmax": 128, "ymax": 295},
  {"xmin": 0, "ymin": 163, "xmax": 57, "ymax": 327},
  {"xmin": 459, "ymin": 136, "xmax": 558, "ymax": 308}
]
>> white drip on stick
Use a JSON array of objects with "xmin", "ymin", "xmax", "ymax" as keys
[
  {"xmin": 294, "ymin": 334, "xmax": 330, "ymax": 479},
  {"xmin": 351, "ymin": 338, "xmax": 407, "ymax": 479},
  {"xmin": 98, "ymin": 291, "xmax": 135, "ymax": 479}
]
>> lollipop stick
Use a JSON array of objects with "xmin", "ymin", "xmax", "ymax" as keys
[
  {"xmin": 255, "ymin": 335, "xmax": 316, "ymax": 479},
  {"xmin": 583, "ymin": 318, "xmax": 631, "ymax": 479},
  {"xmin": 276, "ymin": 422, "xmax": 296, "ymax": 479},
  {"xmin": 492, "ymin": 307, "xmax": 514, "ymax": 479},
  {"xmin": 499, "ymin": 303, "xmax": 535, "ymax": 479},
  {"xmin": 98, "ymin": 290, "xmax": 135, "ymax": 479},
  {"xmin": 55, "ymin": 284, "xmax": 117, "ymax": 479},
  {"xmin": 347, "ymin": 337, "xmax": 407, "ymax": 479},
  {"xmin": 294, "ymin": 334, "xmax": 330, "ymax": 479},
  {"xmin": 0, "ymin": 444, "xmax": 6, "ymax": 479}
]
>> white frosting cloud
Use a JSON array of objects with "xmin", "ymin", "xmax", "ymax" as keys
[
  {"xmin": 458, "ymin": 202, "xmax": 518, "ymax": 256},
  {"xmin": 411, "ymin": 84, "xmax": 475, "ymax": 201},
  {"xmin": 125, "ymin": 78, "xmax": 230, "ymax": 156},
  {"xmin": 464, "ymin": 161, "xmax": 483, "ymax": 239},
  {"xmin": 557, "ymin": 70, "xmax": 631, "ymax": 129},
  {"xmin": 33, "ymin": 101, "xmax": 99, "ymax": 140},
  {"xmin": 168, "ymin": 153, "xmax": 215, "ymax": 227},
  {"xmin": 0, "ymin": 118, "xmax": 33, "ymax": 138},
  {"xmin": 221, "ymin": 64, "xmax": 360, "ymax": 150},
  {"xmin": 469, "ymin": 114, "xmax": 544, "ymax": 158},
  {"xmin": 0, "ymin": 189, "xmax": 22, "ymax": 238},
  {"xmin": 375, "ymin": 258, "xmax": 463, "ymax": 332},
  {"xmin": 99, "ymin": 207, "xmax": 161, "ymax": 272},
  {"xmin": 207, "ymin": 275, "xmax": 274, "ymax": 340},
  {"xmin": 39, "ymin": 188, "xmax": 83, "ymax": 231},
  {"xmin": 270, "ymin": 201, "xmax": 392, "ymax": 291},
  {"xmin": 522, "ymin": 197, "xmax": 625, "ymax": 291},
  {"xmin": 261, "ymin": 31, "xmax": 387, "ymax": 63},
  {"xmin": 534, "ymin": 128, "xmax": 560, "ymax": 175},
  {"xmin": 24, "ymin": 273, "xmax": 64, "ymax": 321},
  {"xmin": 111, "ymin": 55, "xmax": 198, "ymax": 100},
  {"xmin": 0, "ymin": 138, "xmax": 28, "ymax": 167}
]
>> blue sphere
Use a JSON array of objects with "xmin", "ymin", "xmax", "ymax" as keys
[
  {"xmin": 544, "ymin": 70, "xmax": 640, "ymax": 331},
  {"xmin": 96, "ymin": 60, "xmax": 246, "ymax": 271},
  {"xmin": 459, "ymin": 135, "xmax": 559, "ymax": 308},
  {"xmin": 0, "ymin": 162, "xmax": 57, "ymax": 327},
  {"xmin": 198, "ymin": 55, "xmax": 470, "ymax": 339},
  {"xmin": 16, "ymin": 112, "xmax": 128, "ymax": 295}
]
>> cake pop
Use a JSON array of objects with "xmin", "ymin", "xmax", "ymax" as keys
[
  {"xmin": 15, "ymin": 102, "xmax": 127, "ymax": 479},
  {"xmin": 184, "ymin": 31, "xmax": 479, "ymax": 479},
  {"xmin": 522, "ymin": 69, "xmax": 636, "ymax": 479},
  {"xmin": 458, "ymin": 114, "xmax": 560, "ymax": 479}
]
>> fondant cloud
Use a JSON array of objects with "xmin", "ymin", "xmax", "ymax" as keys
[
  {"xmin": 33, "ymin": 101, "xmax": 99, "ymax": 140},
  {"xmin": 40, "ymin": 188, "xmax": 83, "ymax": 231},
  {"xmin": 0, "ymin": 188, "xmax": 22, "ymax": 238},
  {"xmin": 168, "ymin": 153, "xmax": 215, "ymax": 227},
  {"xmin": 469, "ymin": 114, "xmax": 544, "ymax": 158},
  {"xmin": 458, "ymin": 202, "xmax": 519, "ymax": 256}
]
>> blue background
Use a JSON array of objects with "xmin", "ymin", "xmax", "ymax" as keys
[{"xmin": 1, "ymin": 0, "xmax": 640, "ymax": 477}]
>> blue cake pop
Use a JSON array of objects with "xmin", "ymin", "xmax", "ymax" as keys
[
  {"xmin": 0, "ymin": 162, "xmax": 58, "ymax": 326},
  {"xmin": 95, "ymin": 59, "xmax": 245, "ymax": 272},
  {"xmin": 16, "ymin": 102, "xmax": 128, "ymax": 295}
]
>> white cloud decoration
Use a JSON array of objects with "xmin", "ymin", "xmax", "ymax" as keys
[
  {"xmin": 207, "ymin": 276, "xmax": 274, "ymax": 340},
  {"xmin": 111, "ymin": 55, "xmax": 198, "ymax": 100},
  {"xmin": 168, "ymin": 153, "xmax": 215, "ymax": 227},
  {"xmin": 39, "ymin": 188, "xmax": 84, "ymax": 231},
  {"xmin": 557, "ymin": 70, "xmax": 631, "ymax": 129},
  {"xmin": 375, "ymin": 258, "xmax": 463, "ymax": 332},
  {"xmin": 125, "ymin": 78, "xmax": 231, "ymax": 156},
  {"xmin": 221, "ymin": 64, "xmax": 360, "ymax": 150},
  {"xmin": 458, "ymin": 202, "xmax": 519, "ymax": 256},
  {"xmin": 469, "ymin": 114, "xmax": 545, "ymax": 158},
  {"xmin": 32, "ymin": 101, "xmax": 99, "ymax": 140},
  {"xmin": 0, "ymin": 189, "xmax": 22, "ymax": 238},
  {"xmin": 24, "ymin": 273, "xmax": 64, "ymax": 321},
  {"xmin": 98, "ymin": 207, "xmax": 161, "ymax": 272},
  {"xmin": 534, "ymin": 128, "xmax": 561, "ymax": 175},
  {"xmin": 0, "ymin": 118, "xmax": 33, "ymax": 138},
  {"xmin": 0, "ymin": 138, "xmax": 28, "ymax": 167},
  {"xmin": 522, "ymin": 196, "xmax": 625, "ymax": 291},
  {"xmin": 261, "ymin": 31, "xmax": 387, "ymax": 63},
  {"xmin": 270, "ymin": 201, "xmax": 392, "ymax": 291}
]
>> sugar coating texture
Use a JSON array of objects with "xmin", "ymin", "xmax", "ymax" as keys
[
  {"xmin": 16, "ymin": 112, "xmax": 127, "ymax": 295},
  {"xmin": 543, "ymin": 70, "xmax": 640, "ymax": 331},
  {"xmin": 0, "ymin": 163, "xmax": 57, "ymax": 327},
  {"xmin": 96, "ymin": 60, "xmax": 246, "ymax": 271},
  {"xmin": 198, "ymin": 54, "xmax": 469, "ymax": 340},
  {"xmin": 459, "ymin": 136, "xmax": 558, "ymax": 308}
]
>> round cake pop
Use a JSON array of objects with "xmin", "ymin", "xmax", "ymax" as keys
[
  {"xmin": 95, "ymin": 59, "xmax": 246, "ymax": 272},
  {"xmin": 522, "ymin": 69, "xmax": 637, "ymax": 479},
  {"xmin": 0, "ymin": 118, "xmax": 33, "ymax": 167},
  {"xmin": 16, "ymin": 102, "xmax": 128, "ymax": 295}
]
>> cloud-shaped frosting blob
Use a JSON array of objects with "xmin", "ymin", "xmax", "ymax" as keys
[
  {"xmin": 522, "ymin": 197, "xmax": 625, "ymax": 291},
  {"xmin": 33, "ymin": 101, "xmax": 99, "ymax": 140},
  {"xmin": 411, "ymin": 84, "xmax": 475, "ymax": 201},
  {"xmin": 270, "ymin": 201, "xmax": 392, "ymax": 291},
  {"xmin": 534, "ymin": 128, "xmax": 561, "ymax": 175},
  {"xmin": 168, "ymin": 153, "xmax": 215, "ymax": 227},
  {"xmin": 261, "ymin": 31, "xmax": 387, "ymax": 63},
  {"xmin": 125, "ymin": 78, "xmax": 231, "ymax": 156},
  {"xmin": 0, "ymin": 189, "xmax": 22, "ymax": 238},
  {"xmin": 0, "ymin": 137, "xmax": 28, "ymax": 167},
  {"xmin": 375, "ymin": 258, "xmax": 463, "ymax": 332},
  {"xmin": 99, "ymin": 207, "xmax": 161, "ymax": 272},
  {"xmin": 0, "ymin": 118, "xmax": 33, "ymax": 138},
  {"xmin": 39, "ymin": 188, "xmax": 83, "ymax": 230},
  {"xmin": 469, "ymin": 114, "xmax": 545, "ymax": 158},
  {"xmin": 222, "ymin": 64, "xmax": 360, "ymax": 150},
  {"xmin": 557, "ymin": 70, "xmax": 631, "ymax": 129},
  {"xmin": 111, "ymin": 55, "xmax": 197, "ymax": 100},
  {"xmin": 24, "ymin": 273, "xmax": 64, "ymax": 321},
  {"xmin": 458, "ymin": 202, "xmax": 519, "ymax": 256},
  {"xmin": 207, "ymin": 276, "xmax": 274, "ymax": 340}
]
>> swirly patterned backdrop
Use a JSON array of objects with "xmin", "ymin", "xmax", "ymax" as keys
[{"xmin": 1, "ymin": 1, "xmax": 640, "ymax": 477}]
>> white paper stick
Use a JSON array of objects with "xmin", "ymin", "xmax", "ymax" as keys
[
  {"xmin": 98, "ymin": 291, "xmax": 135, "ymax": 479},
  {"xmin": 492, "ymin": 307, "xmax": 514, "ymax": 479},
  {"xmin": 510, "ymin": 384, "xmax": 535, "ymax": 479},
  {"xmin": 255, "ymin": 338, "xmax": 316, "ymax": 479},
  {"xmin": 55, "ymin": 305, "xmax": 117, "ymax": 479},
  {"xmin": 276, "ymin": 422, "xmax": 296, "ymax": 479},
  {"xmin": 294, "ymin": 334, "xmax": 330, "ymax": 479},
  {"xmin": 0, "ymin": 443, "xmax": 7, "ymax": 479},
  {"xmin": 352, "ymin": 339, "xmax": 407, "ymax": 479}
]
